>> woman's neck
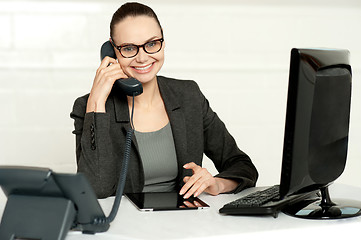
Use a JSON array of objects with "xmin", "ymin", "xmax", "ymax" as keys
[
  {"xmin": 127, "ymin": 76, "xmax": 169, "ymax": 132},
  {"xmin": 127, "ymin": 77, "xmax": 161, "ymax": 108}
]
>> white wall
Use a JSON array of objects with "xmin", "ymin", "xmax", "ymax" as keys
[{"xmin": 0, "ymin": 0, "xmax": 360, "ymax": 188}]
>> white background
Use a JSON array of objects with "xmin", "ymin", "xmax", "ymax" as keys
[{"xmin": 0, "ymin": 0, "xmax": 360, "ymax": 188}]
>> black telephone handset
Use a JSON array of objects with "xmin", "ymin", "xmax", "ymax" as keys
[{"xmin": 100, "ymin": 41, "xmax": 143, "ymax": 96}]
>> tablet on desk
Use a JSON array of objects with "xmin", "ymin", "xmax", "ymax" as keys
[{"xmin": 125, "ymin": 192, "xmax": 209, "ymax": 211}]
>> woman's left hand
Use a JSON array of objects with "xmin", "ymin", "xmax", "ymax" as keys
[{"xmin": 179, "ymin": 162, "xmax": 222, "ymax": 199}]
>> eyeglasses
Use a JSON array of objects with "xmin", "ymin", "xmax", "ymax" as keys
[{"xmin": 110, "ymin": 38, "xmax": 164, "ymax": 58}]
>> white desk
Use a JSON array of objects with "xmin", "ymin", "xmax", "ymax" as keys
[{"xmin": 1, "ymin": 183, "xmax": 361, "ymax": 240}]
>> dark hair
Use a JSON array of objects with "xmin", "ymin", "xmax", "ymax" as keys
[{"xmin": 110, "ymin": 2, "xmax": 163, "ymax": 38}]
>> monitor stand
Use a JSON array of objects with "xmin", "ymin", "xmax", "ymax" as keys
[{"xmin": 282, "ymin": 186, "xmax": 361, "ymax": 219}]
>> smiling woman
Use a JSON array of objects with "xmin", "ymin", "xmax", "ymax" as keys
[
  {"xmin": 70, "ymin": 2, "xmax": 258, "ymax": 199},
  {"xmin": 110, "ymin": 15, "xmax": 165, "ymax": 85}
]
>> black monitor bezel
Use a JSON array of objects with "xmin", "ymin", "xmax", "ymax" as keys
[{"xmin": 279, "ymin": 48, "xmax": 351, "ymax": 199}]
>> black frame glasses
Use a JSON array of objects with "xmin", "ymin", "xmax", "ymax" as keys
[{"xmin": 110, "ymin": 38, "xmax": 164, "ymax": 58}]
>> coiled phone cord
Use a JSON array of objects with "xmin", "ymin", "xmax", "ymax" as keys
[{"xmin": 93, "ymin": 94, "xmax": 135, "ymax": 225}]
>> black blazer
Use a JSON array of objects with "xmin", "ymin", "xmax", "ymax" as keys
[{"xmin": 70, "ymin": 76, "xmax": 258, "ymax": 198}]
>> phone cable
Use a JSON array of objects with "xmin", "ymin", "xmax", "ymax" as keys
[{"xmin": 93, "ymin": 93, "xmax": 136, "ymax": 225}]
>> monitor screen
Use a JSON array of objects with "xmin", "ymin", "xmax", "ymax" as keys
[{"xmin": 280, "ymin": 48, "xmax": 352, "ymax": 198}]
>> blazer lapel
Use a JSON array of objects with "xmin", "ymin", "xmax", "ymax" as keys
[
  {"xmin": 113, "ymin": 93, "xmax": 130, "ymax": 123},
  {"xmin": 112, "ymin": 93, "xmax": 144, "ymax": 192},
  {"xmin": 158, "ymin": 77, "xmax": 189, "ymax": 185}
]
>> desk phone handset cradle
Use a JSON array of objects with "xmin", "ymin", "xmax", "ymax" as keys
[{"xmin": 0, "ymin": 42, "xmax": 142, "ymax": 240}]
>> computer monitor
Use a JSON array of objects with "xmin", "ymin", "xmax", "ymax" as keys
[{"xmin": 279, "ymin": 48, "xmax": 361, "ymax": 219}]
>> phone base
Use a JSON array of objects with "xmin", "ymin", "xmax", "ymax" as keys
[{"xmin": 0, "ymin": 195, "xmax": 76, "ymax": 240}]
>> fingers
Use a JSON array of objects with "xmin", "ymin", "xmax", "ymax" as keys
[
  {"xmin": 87, "ymin": 57, "xmax": 128, "ymax": 112},
  {"xmin": 183, "ymin": 162, "xmax": 199, "ymax": 171},
  {"xmin": 95, "ymin": 66, "xmax": 127, "ymax": 90},
  {"xmin": 182, "ymin": 200, "xmax": 196, "ymax": 208},
  {"xmin": 183, "ymin": 176, "xmax": 191, "ymax": 183},
  {"xmin": 179, "ymin": 162, "xmax": 202, "ymax": 196},
  {"xmin": 179, "ymin": 162, "xmax": 216, "ymax": 199},
  {"xmin": 96, "ymin": 57, "xmax": 119, "ymax": 76},
  {"xmin": 98, "ymin": 56, "xmax": 117, "ymax": 70},
  {"xmin": 182, "ymin": 200, "xmax": 203, "ymax": 208}
]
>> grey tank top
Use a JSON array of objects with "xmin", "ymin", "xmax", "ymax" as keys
[{"xmin": 134, "ymin": 123, "xmax": 178, "ymax": 192}]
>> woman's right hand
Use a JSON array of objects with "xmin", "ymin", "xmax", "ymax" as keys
[{"xmin": 86, "ymin": 56, "xmax": 129, "ymax": 113}]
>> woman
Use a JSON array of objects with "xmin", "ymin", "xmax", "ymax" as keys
[{"xmin": 71, "ymin": 2, "xmax": 258, "ymax": 199}]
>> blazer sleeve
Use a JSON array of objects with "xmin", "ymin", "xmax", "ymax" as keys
[
  {"xmin": 70, "ymin": 95, "xmax": 117, "ymax": 198},
  {"xmin": 197, "ymin": 86, "xmax": 259, "ymax": 193}
]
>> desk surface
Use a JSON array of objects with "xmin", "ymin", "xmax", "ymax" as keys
[{"xmin": 1, "ymin": 183, "xmax": 361, "ymax": 240}]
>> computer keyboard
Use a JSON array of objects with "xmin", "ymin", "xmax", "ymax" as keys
[
  {"xmin": 224, "ymin": 185, "xmax": 280, "ymax": 207},
  {"xmin": 219, "ymin": 185, "xmax": 284, "ymax": 217},
  {"xmin": 219, "ymin": 185, "xmax": 319, "ymax": 218}
]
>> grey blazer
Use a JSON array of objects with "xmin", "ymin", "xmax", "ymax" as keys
[{"xmin": 70, "ymin": 76, "xmax": 258, "ymax": 198}]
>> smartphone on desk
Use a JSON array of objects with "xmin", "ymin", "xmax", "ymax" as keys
[{"xmin": 125, "ymin": 192, "xmax": 210, "ymax": 211}]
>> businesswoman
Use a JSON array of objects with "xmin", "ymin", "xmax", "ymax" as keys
[{"xmin": 71, "ymin": 2, "xmax": 258, "ymax": 199}]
